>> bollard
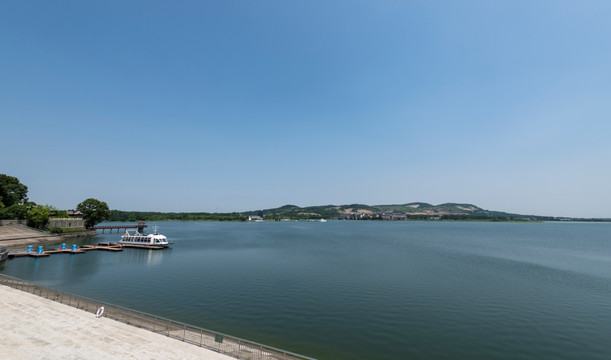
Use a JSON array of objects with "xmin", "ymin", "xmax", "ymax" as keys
[
  {"xmin": 71, "ymin": 244, "xmax": 77, "ymax": 251},
  {"xmin": 61, "ymin": 244, "xmax": 66, "ymax": 250},
  {"xmin": 27, "ymin": 245, "xmax": 33, "ymax": 253},
  {"xmin": 37, "ymin": 246, "xmax": 43, "ymax": 254}
]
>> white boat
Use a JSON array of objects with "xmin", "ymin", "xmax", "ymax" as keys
[{"xmin": 120, "ymin": 225, "xmax": 169, "ymax": 247}]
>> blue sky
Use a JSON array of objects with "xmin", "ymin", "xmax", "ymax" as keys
[{"xmin": 1, "ymin": 1, "xmax": 610, "ymax": 217}]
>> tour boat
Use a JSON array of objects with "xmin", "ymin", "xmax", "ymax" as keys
[{"xmin": 120, "ymin": 225, "xmax": 169, "ymax": 247}]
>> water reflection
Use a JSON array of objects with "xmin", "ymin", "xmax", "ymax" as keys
[
  {"xmin": 119, "ymin": 248, "xmax": 168, "ymax": 267},
  {"xmin": 2, "ymin": 250, "xmax": 103, "ymax": 288},
  {"xmin": 3, "ymin": 221, "xmax": 611, "ymax": 360}
]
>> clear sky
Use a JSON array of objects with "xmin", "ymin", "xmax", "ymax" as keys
[{"xmin": 1, "ymin": 1, "xmax": 610, "ymax": 218}]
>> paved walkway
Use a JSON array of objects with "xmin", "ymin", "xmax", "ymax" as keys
[{"xmin": 0, "ymin": 285, "xmax": 235, "ymax": 360}]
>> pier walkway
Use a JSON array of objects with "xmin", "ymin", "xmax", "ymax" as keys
[
  {"xmin": 0, "ymin": 285, "xmax": 235, "ymax": 360},
  {"xmin": 0, "ymin": 275, "xmax": 316, "ymax": 360},
  {"xmin": 91, "ymin": 222, "xmax": 147, "ymax": 233},
  {"xmin": 7, "ymin": 242, "xmax": 166, "ymax": 259}
]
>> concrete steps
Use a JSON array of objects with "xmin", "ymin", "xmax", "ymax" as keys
[{"xmin": 0, "ymin": 224, "xmax": 60, "ymax": 248}]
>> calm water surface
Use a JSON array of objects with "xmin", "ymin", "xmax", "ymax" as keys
[{"xmin": 2, "ymin": 221, "xmax": 611, "ymax": 359}]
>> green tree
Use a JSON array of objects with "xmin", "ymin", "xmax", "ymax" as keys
[
  {"xmin": 77, "ymin": 198, "xmax": 111, "ymax": 228},
  {"xmin": 27, "ymin": 204, "xmax": 52, "ymax": 229},
  {"xmin": 0, "ymin": 174, "xmax": 29, "ymax": 219},
  {"xmin": 0, "ymin": 203, "xmax": 29, "ymax": 220}
]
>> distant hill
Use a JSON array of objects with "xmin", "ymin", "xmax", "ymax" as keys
[
  {"xmin": 241, "ymin": 202, "xmax": 544, "ymax": 221},
  {"xmin": 108, "ymin": 203, "xmax": 608, "ymax": 222}
]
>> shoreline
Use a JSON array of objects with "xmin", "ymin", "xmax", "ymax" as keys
[{"xmin": 0, "ymin": 230, "xmax": 97, "ymax": 250}]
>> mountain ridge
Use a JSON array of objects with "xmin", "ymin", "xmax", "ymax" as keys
[
  {"xmin": 242, "ymin": 202, "xmax": 541, "ymax": 220},
  {"xmin": 107, "ymin": 203, "xmax": 609, "ymax": 222}
]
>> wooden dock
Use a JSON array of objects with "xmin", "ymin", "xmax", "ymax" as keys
[
  {"xmin": 80, "ymin": 244, "xmax": 123, "ymax": 252},
  {"xmin": 8, "ymin": 241, "xmax": 167, "ymax": 259},
  {"xmin": 44, "ymin": 249, "xmax": 86, "ymax": 255},
  {"xmin": 8, "ymin": 252, "xmax": 51, "ymax": 258}
]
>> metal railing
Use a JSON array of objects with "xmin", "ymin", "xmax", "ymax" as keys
[{"xmin": 0, "ymin": 274, "xmax": 316, "ymax": 360}]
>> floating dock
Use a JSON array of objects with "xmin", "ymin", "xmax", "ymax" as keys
[
  {"xmin": 7, "ymin": 242, "xmax": 167, "ymax": 259},
  {"xmin": 42, "ymin": 248, "xmax": 86, "ymax": 255},
  {"xmin": 8, "ymin": 252, "xmax": 51, "ymax": 258},
  {"xmin": 80, "ymin": 244, "xmax": 123, "ymax": 252}
]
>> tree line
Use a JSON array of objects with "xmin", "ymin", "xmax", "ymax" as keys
[
  {"xmin": 0, "ymin": 174, "xmax": 110, "ymax": 230},
  {"xmin": 108, "ymin": 210, "xmax": 245, "ymax": 222}
]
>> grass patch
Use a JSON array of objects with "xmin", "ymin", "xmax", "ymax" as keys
[{"xmin": 47, "ymin": 227, "xmax": 88, "ymax": 234}]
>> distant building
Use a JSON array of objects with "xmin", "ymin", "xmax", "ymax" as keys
[
  {"xmin": 381, "ymin": 212, "xmax": 407, "ymax": 220},
  {"xmin": 340, "ymin": 213, "xmax": 367, "ymax": 220},
  {"xmin": 66, "ymin": 210, "xmax": 83, "ymax": 218}
]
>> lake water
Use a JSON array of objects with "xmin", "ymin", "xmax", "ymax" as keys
[{"xmin": 2, "ymin": 221, "xmax": 611, "ymax": 359}]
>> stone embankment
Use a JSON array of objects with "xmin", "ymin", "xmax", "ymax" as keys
[{"xmin": 0, "ymin": 224, "xmax": 96, "ymax": 249}]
